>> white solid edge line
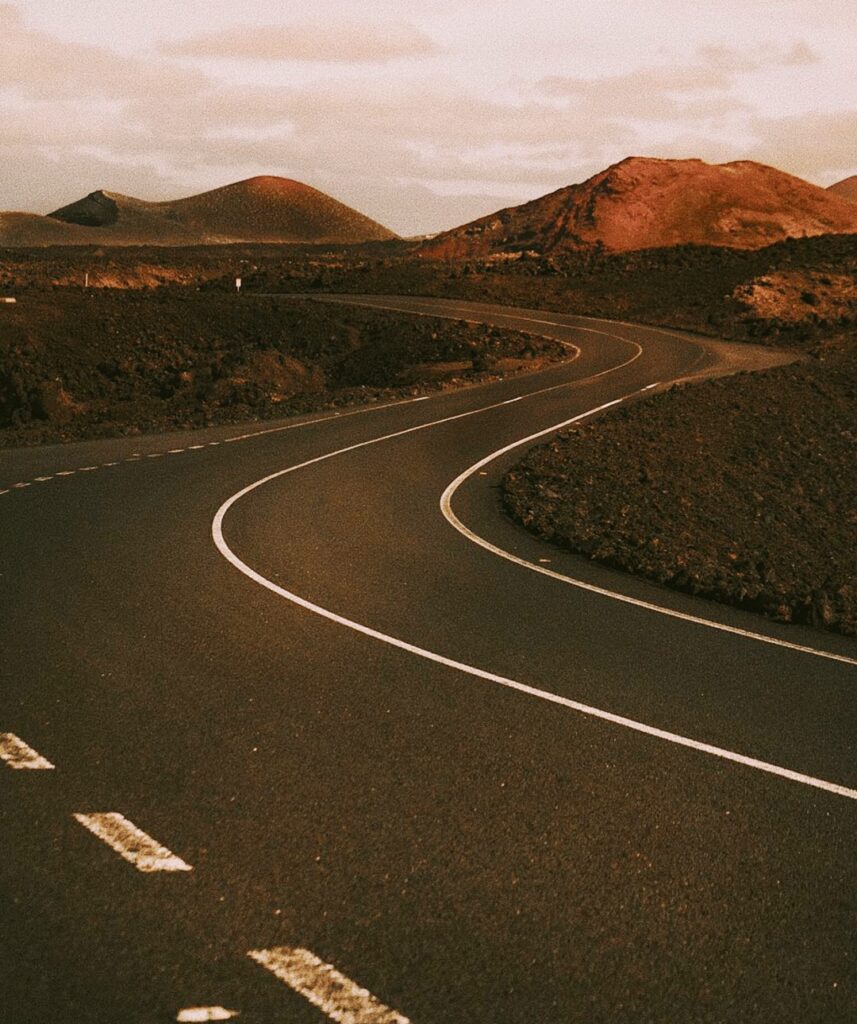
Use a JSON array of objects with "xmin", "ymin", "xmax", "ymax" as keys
[
  {"xmin": 248, "ymin": 946, "xmax": 410, "ymax": 1024},
  {"xmin": 211, "ymin": 331, "xmax": 857, "ymax": 801},
  {"xmin": 212, "ymin": 399, "xmax": 857, "ymax": 802},
  {"xmin": 0, "ymin": 732, "xmax": 55, "ymax": 769},
  {"xmin": 73, "ymin": 813, "xmax": 192, "ymax": 872},
  {"xmin": 371, "ymin": 298, "xmax": 855, "ymax": 668},
  {"xmin": 439, "ymin": 412, "xmax": 857, "ymax": 669},
  {"xmin": 211, "ymin": 307, "xmax": 855, "ymax": 802}
]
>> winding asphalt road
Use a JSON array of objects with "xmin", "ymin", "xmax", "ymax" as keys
[{"xmin": 2, "ymin": 296, "xmax": 855, "ymax": 1024}]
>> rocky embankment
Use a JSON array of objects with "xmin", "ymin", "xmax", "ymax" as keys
[
  {"xmin": 0, "ymin": 292, "xmax": 565, "ymax": 447},
  {"xmin": 503, "ymin": 336, "xmax": 857, "ymax": 636}
]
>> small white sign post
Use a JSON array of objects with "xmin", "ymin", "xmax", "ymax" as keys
[{"xmin": 235, "ymin": 277, "xmax": 242, "ymax": 293}]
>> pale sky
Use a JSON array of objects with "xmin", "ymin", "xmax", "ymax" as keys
[{"xmin": 4, "ymin": 0, "xmax": 856, "ymax": 235}]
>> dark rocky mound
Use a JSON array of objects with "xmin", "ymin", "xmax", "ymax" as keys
[
  {"xmin": 0, "ymin": 293, "xmax": 564, "ymax": 446},
  {"xmin": 503, "ymin": 338, "xmax": 857, "ymax": 636},
  {"xmin": 51, "ymin": 190, "xmax": 119, "ymax": 227}
]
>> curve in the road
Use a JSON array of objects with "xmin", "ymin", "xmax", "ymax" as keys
[
  {"xmin": 212, "ymin": 304, "xmax": 857, "ymax": 802},
  {"xmin": 440, "ymin": 416, "xmax": 857, "ymax": 669}
]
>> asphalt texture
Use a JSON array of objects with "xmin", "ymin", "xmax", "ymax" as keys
[{"xmin": 1, "ymin": 296, "xmax": 855, "ymax": 1024}]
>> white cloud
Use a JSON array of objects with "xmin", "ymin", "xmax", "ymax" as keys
[{"xmin": 162, "ymin": 20, "xmax": 438, "ymax": 62}]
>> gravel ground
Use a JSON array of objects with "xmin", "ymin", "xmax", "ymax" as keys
[{"xmin": 503, "ymin": 337, "xmax": 857, "ymax": 636}]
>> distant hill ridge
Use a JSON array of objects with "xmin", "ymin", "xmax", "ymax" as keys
[
  {"xmin": 1, "ymin": 177, "xmax": 398, "ymax": 247},
  {"xmin": 419, "ymin": 157, "xmax": 857, "ymax": 258},
  {"xmin": 828, "ymin": 175, "xmax": 857, "ymax": 203}
]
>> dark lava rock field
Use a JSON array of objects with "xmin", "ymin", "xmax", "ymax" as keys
[
  {"xmin": 503, "ymin": 335, "xmax": 857, "ymax": 636},
  {"xmin": 0, "ymin": 292, "xmax": 565, "ymax": 447}
]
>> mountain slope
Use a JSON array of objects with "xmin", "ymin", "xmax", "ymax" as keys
[
  {"xmin": 0, "ymin": 212, "xmax": 102, "ymax": 246},
  {"xmin": 420, "ymin": 157, "xmax": 857, "ymax": 258},
  {"xmin": 2, "ymin": 177, "xmax": 398, "ymax": 246},
  {"xmin": 828, "ymin": 175, "xmax": 857, "ymax": 203}
]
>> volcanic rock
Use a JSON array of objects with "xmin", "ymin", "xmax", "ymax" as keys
[
  {"xmin": 2, "ymin": 177, "xmax": 398, "ymax": 247},
  {"xmin": 828, "ymin": 175, "xmax": 857, "ymax": 203},
  {"xmin": 420, "ymin": 157, "xmax": 857, "ymax": 258}
]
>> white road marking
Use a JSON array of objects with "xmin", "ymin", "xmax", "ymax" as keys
[
  {"xmin": 176, "ymin": 1008, "xmax": 238, "ymax": 1022},
  {"xmin": 248, "ymin": 947, "xmax": 409, "ymax": 1024},
  {"xmin": 188, "ymin": 444, "xmax": 206, "ymax": 450},
  {"xmin": 0, "ymin": 489, "xmax": 8, "ymax": 495},
  {"xmin": 213, "ymin": 311, "xmax": 857, "ymax": 801},
  {"xmin": 440, "ymin": 428, "xmax": 857, "ymax": 669},
  {"xmin": 102, "ymin": 461, "xmax": 119, "ymax": 467},
  {"xmin": 56, "ymin": 470, "xmax": 76, "ymax": 476},
  {"xmin": 168, "ymin": 449, "xmax": 185, "ymax": 454},
  {"xmin": 146, "ymin": 453, "xmax": 164, "ymax": 459},
  {"xmin": 78, "ymin": 466, "xmax": 98, "ymax": 472},
  {"xmin": 34, "ymin": 475, "xmax": 53, "ymax": 482},
  {"xmin": 73, "ymin": 813, "xmax": 192, "ymax": 872},
  {"xmin": 0, "ymin": 733, "xmax": 55, "ymax": 769},
  {"xmin": 12, "ymin": 482, "xmax": 30, "ymax": 489}
]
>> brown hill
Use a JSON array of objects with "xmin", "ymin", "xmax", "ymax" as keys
[
  {"xmin": 828, "ymin": 175, "xmax": 857, "ymax": 203},
  {"xmin": 2, "ymin": 177, "xmax": 398, "ymax": 247},
  {"xmin": 420, "ymin": 157, "xmax": 857, "ymax": 258},
  {"xmin": 0, "ymin": 212, "xmax": 120, "ymax": 246}
]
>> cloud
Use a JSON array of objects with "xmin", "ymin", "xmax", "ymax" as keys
[
  {"xmin": 539, "ymin": 42, "xmax": 817, "ymax": 121},
  {"xmin": 162, "ymin": 20, "xmax": 438, "ymax": 62},
  {"xmin": 747, "ymin": 110, "xmax": 857, "ymax": 179},
  {"xmin": 0, "ymin": 3, "xmax": 22, "ymax": 27},
  {"xmin": 0, "ymin": 5, "xmax": 207, "ymax": 100}
]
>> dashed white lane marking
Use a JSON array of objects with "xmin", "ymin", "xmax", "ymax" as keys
[
  {"xmin": 168, "ymin": 448, "xmax": 186, "ymax": 454},
  {"xmin": 73, "ymin": 813, "xmax": 192, "ymax": 872},
  {"xmin": 176, "ymin": 1008, "xmax": 238, "ymax": 1022},
  {"xmin": 0, "ymin": 489, "xmax": 8, "ymax": 495},
  {"xmin": 33, "ymin": 475, "xmax": 53, "ymax": 482},
  {"xmin": 188, "ymin": 444, "xmax": 205, "ymax": 450},
  {"xmin": 78, "ymin": 465, "xmax": 97, "ymax": 472},
  {"xmin": 440, "ymin": 423, "xmax": 857, "ymax": 669},
  {"xmin": 0, "ymin": 733, "xmax": 55, "ymax": 769},
  {"xmin": 248, "ymin": 947, "xmax": 410, "ymax": 1024},
  {"xmin": 146, "ymin": 453, "xmax": 164, "ymax": 458},
  {"xmin": 56, "ymin": 470, "xmax": 76, "ymax": 476},
  {"xmin": 213, "ymin": 325, "xmax": 857, "ymax": 801},
  {"xmin": 12, "ymin": 482, "xmax": 30, "ymax": 489}
]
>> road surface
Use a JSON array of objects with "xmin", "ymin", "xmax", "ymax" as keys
[{"xmin": 2, "ymin": 297, "xmax": 855, "ymax": 1024}]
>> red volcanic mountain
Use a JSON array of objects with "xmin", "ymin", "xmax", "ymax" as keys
[
  {"xmin": 2, "ymin": 177, "xmax": 397, "ymax": 246},
  {"xmin": 420, "ymin": 157, "xmax": 857, "ymax": 258},
  {"xmin": 828, "ymin": 175, "xmax": 857, "ymax": 203}
]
